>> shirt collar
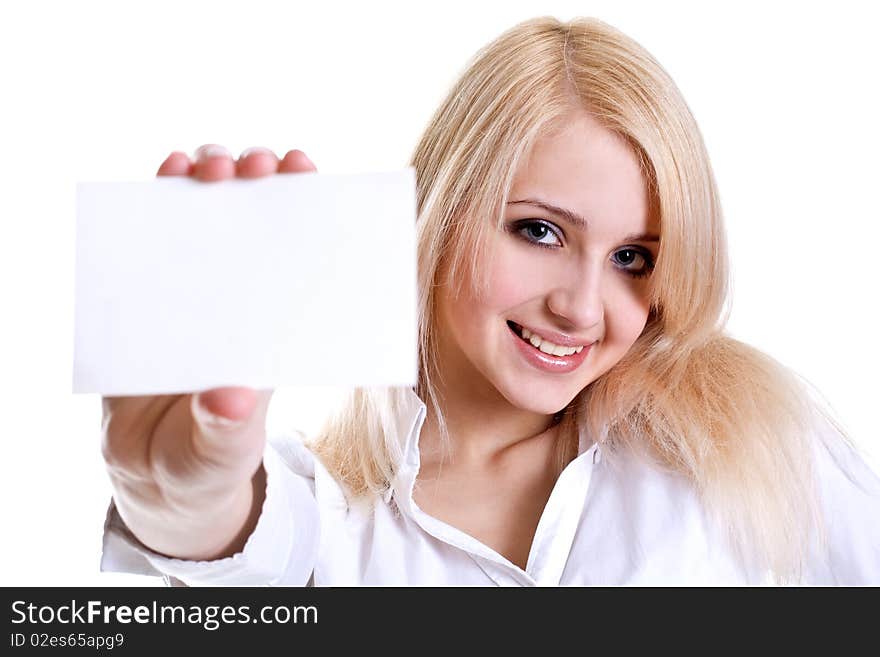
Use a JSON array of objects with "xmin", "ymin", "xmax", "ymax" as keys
[{"xmin": 383, "ymin": 387, "xmax": 427, "ymax": 507}]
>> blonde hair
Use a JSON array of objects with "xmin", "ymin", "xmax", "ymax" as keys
[{"xmin": 308, "ymin": 16, "xmax": 850, "ymax": 582}]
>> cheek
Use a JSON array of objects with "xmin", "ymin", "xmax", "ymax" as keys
[
  {"xmin": 604, "ymin": 281, "xmax": 652, "ymax": 348},
  {"xmin": 442, "ymin": 251, "xmax": 532, "ymax": 344},
  {"xmin": 484, "ymin": 248, "xmax": 547, "ymax": 310}
]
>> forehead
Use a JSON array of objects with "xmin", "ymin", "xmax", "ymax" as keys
[{"xmin": 508, "ymin": 110, "xmax": 657, "ymax": 235}]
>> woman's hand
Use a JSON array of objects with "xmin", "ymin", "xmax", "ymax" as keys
[{"xmin": 101, "ymin": 145, "xmax": 317, "ymax": 561}]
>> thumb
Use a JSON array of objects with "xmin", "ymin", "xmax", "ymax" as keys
[{"xmin": 191, "ymin": 387, "xmax": 266, "ymax": 432}]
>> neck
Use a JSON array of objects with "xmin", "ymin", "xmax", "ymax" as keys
[{"xmin": 419, "ymin": 370, "xmax": 559, "ymax": 468}]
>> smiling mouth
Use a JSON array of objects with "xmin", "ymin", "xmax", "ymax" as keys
[{"xmin": 506, "ymin": 321, "xmax": 586, "ymax": 356}]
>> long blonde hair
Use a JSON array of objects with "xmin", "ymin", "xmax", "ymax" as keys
[{"xmin": 308, "ymin": 16, "xmax": 849, "ymax": 582}]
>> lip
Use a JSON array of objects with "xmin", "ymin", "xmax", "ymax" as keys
[{"xmin": 507, "ymin": 322, "xmax": 593, "ymax": 374}]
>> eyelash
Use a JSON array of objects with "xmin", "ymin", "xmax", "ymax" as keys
[
  {"xmin": 509, "ymin": 219, "xmax": 656, "ymax": 279},
  {"xmin": 511, "ymin": 219, "xmax": 562, "ymax": 249},
  {"xmin": 612, "ymin": 248, "xmax": 655, "ymax": 279}
]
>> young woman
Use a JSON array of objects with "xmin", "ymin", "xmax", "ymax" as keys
[{"xmin": 100, "ymin": 17, "xmax": 879, "ymax": 585}]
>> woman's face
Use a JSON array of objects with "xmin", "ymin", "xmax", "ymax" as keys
[{"xmin": 435, "ymin": 109, "xmax": 659, "ymax": 416}]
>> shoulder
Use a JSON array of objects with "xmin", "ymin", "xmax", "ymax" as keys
[
  {"xmin": 811, "ymin": 416, "xmax": 880, "ymax": 498},
  {"xmin": 809, "ymin": 412, "xmax": 880, "ymax": 512},
  {"xmin": 806, "ymin": 413, "xmax": 880, "ymax": 584}
]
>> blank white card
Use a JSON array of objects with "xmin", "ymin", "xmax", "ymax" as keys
[{"xmin": 74, "ymin": 170, "xmax": 417, "ymax": 395}]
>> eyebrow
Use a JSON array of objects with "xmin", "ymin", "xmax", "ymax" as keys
[{"xmin": 508, "ymin": 198, "xmax": 660, "ymax": 243}]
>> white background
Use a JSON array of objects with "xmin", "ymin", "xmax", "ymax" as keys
[{"xmin": 1, "ymin": 0, "xmax": 877, "ymax": 585}]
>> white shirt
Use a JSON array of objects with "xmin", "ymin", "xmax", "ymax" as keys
[{"xmin": 101, "ymin": 388, "xmax": 880, "ymax": 585}]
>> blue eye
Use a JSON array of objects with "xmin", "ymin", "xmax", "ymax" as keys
[
  {"xmin": 612, "ymin": 247, "xmax": 654, "ymax": 278},
  {"xmin": 513, "ymin": 220, "xmax": 562, "ymax": 248}
]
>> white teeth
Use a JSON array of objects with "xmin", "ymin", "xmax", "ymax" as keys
[{"xmin": 516, "ymin": 324, "xmax": 584, "ymax": 357}]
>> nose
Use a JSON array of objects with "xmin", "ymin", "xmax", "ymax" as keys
[{"xmin": 546, "ymin": 263, "xmax": 604, "ymax": 331}]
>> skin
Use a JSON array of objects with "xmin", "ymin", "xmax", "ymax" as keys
[{"xmin": 415, "ymin": 109, "xmax": 660, "ymax": 568}]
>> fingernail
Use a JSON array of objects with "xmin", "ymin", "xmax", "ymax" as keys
[
  {"xmin": 194, "ymin": 144, "xmax": 231, "ymax": 161},
  {"xmin": 203, "ymin": 410, "xmax": 243, "ymax": 428},
  {"xmin": 284, "ymin": 149, "xmax": 315, "ymax": 168},
  {"xmin": 193, "ymin": 396, "xmax": 244, "ymax": 429},
  {"xmin": 240, "ymin": 146, "xmax": 275, "ymax": 159}
]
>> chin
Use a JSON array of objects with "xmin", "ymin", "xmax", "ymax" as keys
[{"xmin": 501, "ymin": 384, "xmax": 581, "ymax": 417}]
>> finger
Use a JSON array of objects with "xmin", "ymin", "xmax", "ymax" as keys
[
  {"xmin": 192, "ymin": 387, "xmax": 260, "ymax": 425},
  {"xmin": 101, "ymin": 394, "xmax": 181, "ymax": 472},
  {"xmin": 102, "ymin": 394, "xmax": 178, "ymax": 426},
  {"xmin": 190, "ymin": 387, "xmax": 274, "ymax": 464},
  {"xmin": 236, "ymin": 147, "xmax": 279, "ymax": 179},
  {"xmin": 157, "ymin": 151, "xmax": 193, "ymax": 177},
  {"xmin": 192, "ymin": 144, "xmax": 236, "ymax": 182},
  {"xmin": 279, "ymin": 149, "xmax": 317, "ymax": 174}
]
